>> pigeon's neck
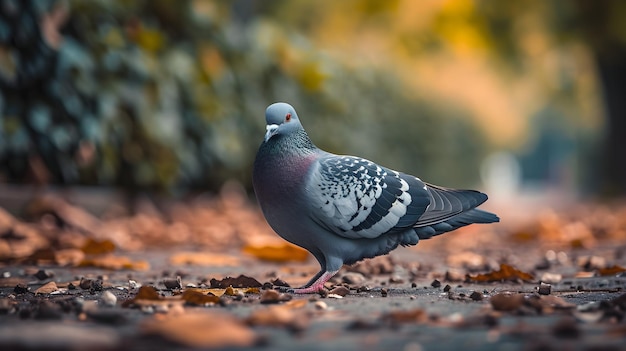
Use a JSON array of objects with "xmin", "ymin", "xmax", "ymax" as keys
[{"xmin": 263, "ymin": 128, "xmax": 317, "ymax": 157}]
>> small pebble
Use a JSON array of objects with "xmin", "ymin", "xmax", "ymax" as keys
[
  {"xmin": 411, "ymin": 282, "xmax": 417, "ymax": 288},
  {"xmin": 443, "ymin": 284, "xmax": 451, "ymax": 292},
  {"xmin": 128, "ymin": 280, "xmax": 141, "ymax": 289},
  {"xmin": 431, "ymin": 279, "xmax": 441, "ymax": 288},
  {"xmin": 80, "ymin": 278, "xmax": 93, "ymax": 290},
  {"xmin": 33, "ymin": 269, "xmax": 54, "ymax": 281},
  {"xmin": 341, "ymin": 272, "xmax": 366, "ymax": 285},
  {"xmin": 469, "ymin": 291, "xmax": 483, "ymax": 301},
  {"xmin": 329, "ymin": 286, "xmax": 350, "ymax": 297},
  {"xmin": 315, "ymin": 301, "xmax": 328, "ymax": 310},
  {"xmin": 271, "ymin": 278, "xmax": 290, "ymax": 287},
  {"xmin": 356, "ymin": 286, "xmax": 371, "ymax": 293},
  {"xmin": 163, "ymin": 277, "xmax": 182, "ymax": 290},
  {"xmin": 389, "ymin": 275, "xmax": 404, "ymax": 284},
  {"xmin": 260, "ymin": 289, "xmax": 291, "ymax": 304},
  {"xmin": 538, "ymin": 283, "xmax": 551, "ymax": 295},
  {"xmin": 381, "ymin": 288, "xmax": 388, "ymax": 297},
  {"xmin": 91, "ymin": 279, "xmax": 103, "ymax": 292},
  {"xmin": 154, "ymin": 304, "xmax": 170, "ymax": 313},
  {"xmin": 14, "ymin": 283, "xmax": 29, "ymax": 294},
  {"xmin": 101, "ymin": 291, "xmax": 117, "ymax": 307}
]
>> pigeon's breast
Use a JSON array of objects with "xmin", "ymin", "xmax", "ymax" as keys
[{"xmin": 253, "ymin": 145, "xmax": 317, "ymax": 208}]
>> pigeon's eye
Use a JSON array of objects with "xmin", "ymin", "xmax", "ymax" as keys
[{"xmin": 285, "ymin": 113, "xmax": 292, "ymax": 122}]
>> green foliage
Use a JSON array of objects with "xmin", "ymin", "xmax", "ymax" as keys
[{"xmin": 0, "ymin": 0, "xmax": 489, "ymax": 192}]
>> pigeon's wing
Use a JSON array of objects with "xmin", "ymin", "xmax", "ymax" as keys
[{"xmin": 306, "ymin": 155, "xmax": 430, "ymax": 239}]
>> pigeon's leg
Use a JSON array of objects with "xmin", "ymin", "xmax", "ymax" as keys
[
  {"xmin": 290, "ymin": 270, "xmax": 338, "ymax": 294},
  {"xmin": 300, "ymin": 270, "xmax": 326, "ymax": 289}
]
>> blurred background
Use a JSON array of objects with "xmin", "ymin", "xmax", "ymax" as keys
[{"xmin": 1, "ymin": 0, "xmax": 625, "ymax": 206}]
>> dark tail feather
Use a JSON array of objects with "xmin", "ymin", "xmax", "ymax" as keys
[{"xmin": 413, "ymin": 208, "xmax": 499, "ymax": 240}]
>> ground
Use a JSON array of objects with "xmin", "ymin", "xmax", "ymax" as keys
[{"xmin": 0, "ymin": 185, "xmax": 625, "ymax": 350}]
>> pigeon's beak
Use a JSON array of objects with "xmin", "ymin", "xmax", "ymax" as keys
[{"xmin": 264, "ymin": 124, "xmax": 279, "ymax": 142}]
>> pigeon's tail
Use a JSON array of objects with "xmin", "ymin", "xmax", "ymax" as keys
[
  {"xmin": 413, "ymin": 208, "xmax": 499, "ymax": 240},
  {"xmin": 408, "ymin": 184, "xmax": 499, "ymax": 240}
]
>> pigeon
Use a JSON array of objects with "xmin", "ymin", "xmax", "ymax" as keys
[{"xmin": 253, "ymin": 102, "xmax": 499, "ymax": 293}]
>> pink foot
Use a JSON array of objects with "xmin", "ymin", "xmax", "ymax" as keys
[{"xmin": 290, "ymin": 270, "xmax": 338, "ymax": 294}]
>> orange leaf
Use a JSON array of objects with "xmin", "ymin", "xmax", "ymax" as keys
[
  {"xmin": 141, "ymin": 311, "xmax": 255, "ymax": 348},
  {"xmin": 598, "ymin": 265, "xmax": 626, "ymax": 276},
  {"xmin": 169, "ymin": 252, "xmax": 240, "ymax": 266},
  {"xmin": 81, "ymin": 238, "xmax": 116, "ymax": 255},
  {"xmin": 79, "ymin": 255, "xmax": 149, "ymax": 270},
  {"xmin": 135, "ymin": 286, "xmax": 162, "ymax": 301},
  {"xmin": 468, "ymin": 263, "xmax": 534, "ymax": 283},
  {"xmin": 181, "ymin": 290, "xmax": 221, "ymax": 305},
  {"xmin": 243, "ymin": 243, "xmax": 309, "ymax": 262}
]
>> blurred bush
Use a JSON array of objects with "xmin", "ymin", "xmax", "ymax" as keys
[{"xmin": 0, "ymin": 0, "xmax": 489, "ymax": 193}]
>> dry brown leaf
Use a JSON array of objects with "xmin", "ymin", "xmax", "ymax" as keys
[
  {"xmin": 135, "ymin": 286, "xmax": 162, "ymax": 300},
  {"xmin": 184, "ymin": 287, "xmax": 261, "ymax": 297},
  {"xmin": 169, "ymin": 252, "xmax": 240, "ymax": 266},
  {"xmin": 81, "ymin": 238, "xmax": 116, "ymax": 255},
  {"xmin": 123, "ymin": 286, "xmax": 187, "ymax": 309},
  {"xmin": 0, "ymin": 277, "xmax": 29, "ymax": 288},
  {"xmin": 35, "ymin": 281, "xmax": 58, "ymax": 294},
  {"xmin": 181, "ymin": 290, "xmax": 220, "ymax": 305},
  {"xmin": 468, "ymin": 264, "xmax": 534, "ymax": 283},
  {"xmin": 142, "ymin": 311, "xmax": 256, "ymax": 348},
  {"xmin": 446, "ymin": 251, "xmax": 488, "ymax": 270},
  {"xmin": 597, "ymin": 265, "xmax": 626, "ymax": 276},
  {"xmin": 490, "ymin": 293, "xmax": 525, "ymax": 311},
  {"xmin": 246, "ymin": 305, "xmax": 308, "ymax": 329},
  {"xmin": 210, "ymin": 275, "xmax": 262, "ymax": 288},
  {"xmin": 54, "ymin": 249, "xmax": 85, "ymax": 266},
  {"xmin": 78, "ymin": 255, "xmax": 149, "ymax": 270},
  {"xmin": 382, "ymin": 309, "xmax": 428, "ymax": 324},
  {"xmin": 243, "ymin": 243, "xmax": 309, "ymax": 262}
]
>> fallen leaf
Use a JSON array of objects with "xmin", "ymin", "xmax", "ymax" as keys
[
  {"xmin": 123, "ymin": 286, "xmax": 186, "ymax": 309},
  {"xmin": 79, "ymin": 255, "xmax": 149, "ymax": 270},
  {"xmin": 260, "ymin": 289, "xmax": 292, "ymax": 304},
  {"xmin": 329, "ymin": 286, "xmax": 350, "ymax": 297},
  {"xmin": 468, "ymin": 264, "xmax": 534, "ymax": 283},
  {"xmin": 447, "ymin": 251, "xmax": 488, "ymax": 271},
  {"xmin": 135, "ymin": 286, "xmax": 162, "ymax": 301},
  {"xmin": 210, "ymin": 275, "xmax": 262, "ymax": 288},
  {"xmin": 169, "ymin": 252, "xmax": 240, "ymax": 266},
  {"xmin": 597, "ymin": 265, "xmax": 626, "ymax": 276},
  {"xmin": 243, "ymin": 243, "xmax": 309, "ymax": 262},
  {"xmin": 142, "ymin": 311, "xmax": 256, "ymax": 348},
  {"xmin": 181, "ymin": 290, "xmax": 220, "ymax": 305},
  {"xmin": 0, "ymin": 277, "xmax": 29, "ymax": 288},
  {"xmin": 54, "ymin": 249, "xmax": 85, "ymax": 266},
  {"xmin": 382, "ymin": 308, "xmax": 428, "ymax": 324},
  {"xmin": 0, "ymin": 323, "xmax": 120, "ymax": 349},
  {"xmin": 245, "ymin": 287, "xmax": 261, "ymax": 294},
  {"xmin": 81, "ymin": 238, "xmax": 116, "ymax": 255},
  {"xmin": 490, "ymin": 293, "xmax": 525, "ymax": 311},
  {"xmin": 35, "ymin": 281, "xmax": 59, "ymax": 294}
]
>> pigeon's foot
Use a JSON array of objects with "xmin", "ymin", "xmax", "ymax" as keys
[{"xmin": 290, "ymin": 270, "xmax": 338, "ymax": 294}]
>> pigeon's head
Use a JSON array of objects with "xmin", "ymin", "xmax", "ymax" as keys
[{"xmin": 263, "ymin": 102, "xmax": 302, "ymax": 142}]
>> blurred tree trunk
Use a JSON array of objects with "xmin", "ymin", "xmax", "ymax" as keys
[
  {"xmin": 575, "ymin": 0, "xmax": 626, "ymax": 196},
  {"xmin": 597, "ymin": 49, "xmax": 626, "ymax": 196}
]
